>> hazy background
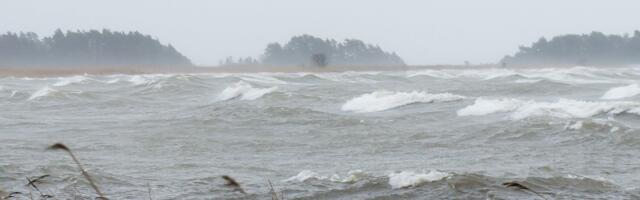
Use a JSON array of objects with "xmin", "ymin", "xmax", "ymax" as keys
[{"xmin": 2, "ymin": 0, "xmax": 640, "ymax": 66}]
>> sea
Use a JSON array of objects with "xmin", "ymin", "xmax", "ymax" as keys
[{"xmin": 1, "ymin": 66, "xmax": 640, "ymax": 199}]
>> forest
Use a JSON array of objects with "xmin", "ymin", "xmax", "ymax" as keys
[
  {"xmin": 502, "ymin": 31, "xmax": 640, "ymax": 66},
  {"xmin": 0, "ymin": 29, "xmax": 192, "ymax": 67},
  {"xmin": 258, "ymin": 35, "xmax": 405, "ymax": 67}
]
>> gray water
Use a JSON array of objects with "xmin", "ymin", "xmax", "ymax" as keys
[{"xmin": 2, "ymin": 66, "xmax": 640, "ymax": 199}]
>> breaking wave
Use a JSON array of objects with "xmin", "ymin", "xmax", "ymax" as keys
[
  {"xmin": 388, "ymin": 170, "xmax": 451, "ymax": 189},
  {"xmin": 458, "ymin": 98, "xmax": 640, "ymax": 120},
  {"xmin": 52, "ymin": 75, "xmax": 89, "ymax": 87},
  {"xmin": 342, "ymin": 91, "xmax": 465, "ymax": 113},
  {"xmin": 602, "ymin": 84, "xmax": 640, "ymax": 100},
  {"xmin": 27, "ymin": 86, "xmax": 58, "ymax": 101},
  {"xmin": 407, "ymin": 66, "xmax": 636, "ymax": 84},
  {"xmin": 284, "ymin": 170, "xmax": 368, "ymax": 183},
  {"xmin": 217, "ymin": 81, "xmax": 277, "ymax": 101}
]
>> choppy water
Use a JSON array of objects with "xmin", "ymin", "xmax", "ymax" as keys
[{"xmin": 2, "ymin": 66, "xmax": 640, "ymax": 199}]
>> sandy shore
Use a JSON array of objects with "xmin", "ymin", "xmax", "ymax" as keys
[{"xmin": 0, "ymin": 64, "xmax": 499, "ymax": 77}]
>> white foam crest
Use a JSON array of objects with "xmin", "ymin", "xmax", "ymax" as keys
[
  {"xmin": 457, "ymin": 98, "xmax": 525, "ymax": 116},
  {"xmin": 124, "ymin": 74, "xmax": 173, "ymax": 86},
  {"xmin": 315, "ymin": 72, "xmax": 379, "ymax": 83},
  {"xmin": 407, "ymin": 66, "xmax": 635, "ymax": 84},
  {"xmin": 127, "ymin": 75, "xmax": 156, "ymax": 85},
  {"xmin": 388, "ymin": 171, "xmax": 450, "ymax": 189},
  {"xmin": 52, "ymin": 75, "xmax": 89, "ymax": 87},
  {"xmin": 407, "ymin": 68, "xmax": 517, "ymax": 80},
  {"xmin": 217, "ymin": 81, "xmax": 277, "ymax": 101},
  {"xmin": 284, "ymin": 170, "xmax": 368, "ymax": 183},
  {"xmin": 284, "ymin": 170, "xmax": 327, "ymax": 182},
  {"xmin": 458, "ymin": 98, "xmax": 640, "ymax": 120},
  {"xmin": 602, "ymin": 84, "xmax": 640, "ymax": 100},
  {"xmin": 238, "ymin": 74, "xmax": 289, "ymax": 84},
  {"xmin": 564, "ymin": 121, "xmax": 584, "ymax": 130},
  {"xmin": 342, "ymin": 91, "xmax": 465, "ymax": 113},
  {"xmin": 514, "ymin": 79, "xmax": 542, "ymax": 83},
  {"xmin": 105, "ymin": 78, "xmax": 121, "ymax": 84},
  {"xmin": 28, "ymin": 86, "xmax": 57, "ymax": 101},
  {"xmin": 565, "ymin": 174, "xmax": 612, "ymax": 183}
]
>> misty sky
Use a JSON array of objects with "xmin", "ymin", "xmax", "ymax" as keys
[{"xmin": 2, "ymin": 0, "xmax": 640, "ymax": 65}]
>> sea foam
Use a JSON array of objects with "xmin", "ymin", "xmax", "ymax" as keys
[
  {"xmin": 388, "ymin": 171, "xmax": 450, "ymax": 189},
  {"xmin": 407, "ymin": 66, "xmax": 631, "ymax": 84},
  {"xmin": 342, "ymin": 91, "xmax": 465, "ymax": 113},
  {"xmin": 284, "ymin": 170, "xmax": 367, "ymax": 183},
  {"xmin": 28, "ymin": 86, "xmax": 57, "ymax": 101},
  {"xmin": 52, "ymin": 75, "xmax": 89, "ymax": 87},
  {"xmin": 217, "ymin": 81, "xmax": 277, "ymax": 101},
  {"xmin": 602, "ymin": 84, "xmax": 640, "ymax": 100},
  {"xmin": 458, "ymin": 98, "xmax": 640, "ymax": 120}
]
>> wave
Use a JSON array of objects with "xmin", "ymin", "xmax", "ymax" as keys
[
  {"xmin": 388, "ymin": 170, "xmax": 451, "ymax": 189},
  {"xmin": 52, "ymin": 75, "xmax": 89, "ymax": 87},
  {"xmin": 342, "ymin": 91, "xmax": 465, "ymax": 113},
  {"xmin": 407, "ymin": 66, "xmax": 636, "ymax": 84},
  {"xmin": 105, "ymin": 78, "xmax": 121, "ymax": 84},
  {"xmin": 27, "ymin": 86, "xmax": 57, "ymax": 101},
  {"xmin": 127, "ymin": 75, "xmax": 157, "ymax": 85},
  {"xmin": 238, "ymin": 74, "xmax": 289, "ymax": 84},
  {"xmin": 285, "ymin": 169, "xmax": 632, "ymax": 199},
  {"xmin": 458, "ymin": 98, "xmax": 640, "ymax": 120},
  {"xmin": 315, "ymin": 72, "xmax": 380, "ymax": 83},
  {"xmin": 217, "ymin": 81, "xmax": 277, "ymax": 101},
  {"xmin": 602, "ymin": 84, "xmax": 640, "ymax": 100},
  {"xmin": 563, "ymin": 119, "xmax": 624, "ymax": 133},
  {"xmin": 284, "ymin": 170, "xmax": 368, "ymax": 183}
]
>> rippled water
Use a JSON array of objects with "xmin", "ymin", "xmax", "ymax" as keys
[{"xmin": 2, "ymin": 66, "xmax": 640, "ymax": 199}]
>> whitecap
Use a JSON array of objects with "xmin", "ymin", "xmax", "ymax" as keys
[
  {"xmin": 284, "ymin": 170, "xmax": 326, "ymax": 182},
  {"xmin": 217, "ymin": 81, "xmax": 277, "ymax": 101},
  {"xmin": 105, "ymin": 78, "xmax": 121, "ymax": 84},
  {"xmin": 514, "ymin": 79, "xmax": 542, "ymax": 83},
  {"xmin": 388, "ymin": 170, "xmax": 450, "ymax": 189},
  {"xmin": 338, "ymin": 170, "xmax": 368, "ymax": 183},
  {"xmin": 52, "ymin": 75, "xmax": 89, "ymax": 87},
  {"xmin": 457, "ymin": 98, "xmax": 524, "ymax": 116},
  {"xmin": 601, "ymin": 84, "xmax": 640, "ymax": 100},
  {"xmin": 564, "ymin": 121, "xmax": 584, "ymax": 130},
  {"xmin": 28, "ymin": 87, "xmax": 57, "ymax": 101},
  {"xmin": 284, "ymin": 170, "xmax": 368, "ymax": 183},
  {"xmin": 342, "ymin": 91, "xmax": 465, "ymax": 113},
  {"xmin": 127, "ymin": 75, "xmax": 160, "ymax": 85},
  {"xmin": 458, "ymin": 98, "xmax": 640, "ymax": 120},
  {"xmin": 407, "ymin": 66, "xmax": 633, "ymax": 84},
  {"xmin": 239, "ymin": 74, "xmax": 289, "ymax": 84}
]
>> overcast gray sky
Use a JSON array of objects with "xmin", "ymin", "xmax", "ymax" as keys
[{"xmin": 2, "ymin": 0, "xmax": 640, "ymax": 65}]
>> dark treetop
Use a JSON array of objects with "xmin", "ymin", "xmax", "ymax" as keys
[
  {"xmin": 260, "ymin": 35, "xmax": 405, "ymax": 67},
  {"xmin": 502, "ymin": 31, "xmax": 640, "ymax": 67},
  {"xmin": 0, "ymin": 29, "xmax": 192, "ymax": 67}
]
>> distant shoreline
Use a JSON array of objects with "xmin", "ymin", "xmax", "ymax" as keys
[
  {"xmin": 0, "ymin": 64, "xmax": 627, "ymax": 77},
  {"xmin": 0, "ymin": 65, "xmax": 472, "ymax": 77}
]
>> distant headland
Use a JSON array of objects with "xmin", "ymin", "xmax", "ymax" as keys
[
  {"xmin": 0, "ymin": 29, "xmax": 192, "ymax": 67},
  {"xmin": 502, "ymin": 31, "xmax": 640, "ymax": 67}
]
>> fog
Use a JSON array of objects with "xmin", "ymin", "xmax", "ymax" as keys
[{"xmin": 2, "ymin": 0, "xmax": 640, "ymax": 65}]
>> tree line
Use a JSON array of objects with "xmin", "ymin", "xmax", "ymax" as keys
[
  {"xmin": 0, "ymin": 29, "xmax": 192, "ymax": 67},
  {"xmin": 259, "ymin": 35, "xmax": 405, "ymax": 67},
  {"xmin": 502, "ymin": 31, "xmax": 640, "ymax": 66}
]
